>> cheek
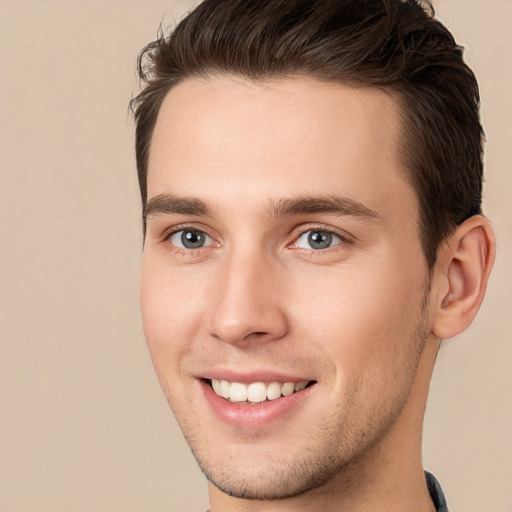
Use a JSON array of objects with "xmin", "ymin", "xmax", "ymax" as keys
[
  {"xmin": 290, "ymin": 262, "xmax": 427, "ymax": 381},
  {"xmin": 140, "ymin": 259, "xmax": 204, "ymax": 376}
]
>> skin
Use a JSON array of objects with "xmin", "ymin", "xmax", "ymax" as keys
[{"xmin": 140, "ymin": 76, "xmax": 495, "ymax": 512}]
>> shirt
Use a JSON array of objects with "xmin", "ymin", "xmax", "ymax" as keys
[{"xmin": 426, "ymin": 471, "xmax": 449, "ymax": 512}]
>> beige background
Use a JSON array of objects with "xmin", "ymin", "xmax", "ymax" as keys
[{"xmin": 0, "ymin": 1, "xmax": 510, "ymax": 511}]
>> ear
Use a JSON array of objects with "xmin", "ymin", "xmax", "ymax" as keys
[{"xmin": 431, "ymin": 215, "xmax": 496, "ymax": 340}]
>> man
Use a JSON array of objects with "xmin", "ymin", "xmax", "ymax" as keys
[{"xmin": 131, "ymin": 1, "xmax": 495, "ymax": 510}]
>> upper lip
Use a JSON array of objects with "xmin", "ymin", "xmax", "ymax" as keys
[{"xmin": 198, "ymin": 369, "xmax": 315, "ymax": 384}]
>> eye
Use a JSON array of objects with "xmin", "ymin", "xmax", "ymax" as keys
[
  {"xmin": 169, "ymin": 229, "xmax": 213, "ymax": 249},
  {"xmin": 294, "ymin": 229, "xmax": 343, "ymax": 250}
]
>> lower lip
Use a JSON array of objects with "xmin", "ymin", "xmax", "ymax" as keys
[{"xmin": 200, "ymin": 380, "xmax": 314, "ymax": 428}]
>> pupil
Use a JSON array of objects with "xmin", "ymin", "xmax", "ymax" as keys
[
  {"xmin": 309, "ymin": 231, "xmax": 332, "ymax": 249},
  {"xmin": 182, "ymin": 230, "xmax": 204, "ymax": 248}
]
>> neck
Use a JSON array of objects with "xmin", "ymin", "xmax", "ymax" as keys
[{"xmin": 208, "ymin": 337, "xmax": 440, "ymax": 512}]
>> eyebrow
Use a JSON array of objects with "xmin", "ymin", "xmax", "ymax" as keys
[
  {"xmin": 145, "ymin": 193, "xmax": 214, "ymax": 219},
  {"xmin": 144, "ymin": 193, "xmax": 379, "ymax": 222},
  {"xmin": 267, "ymin": 195, "xmax": 380, "ymax": 220}
]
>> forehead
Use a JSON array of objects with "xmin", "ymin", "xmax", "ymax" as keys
[{"xmin": 147, "ymin": 76, "xmax": 415, "ymax": 221}]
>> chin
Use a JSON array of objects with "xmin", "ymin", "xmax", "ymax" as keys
[
  {"xmin": 199, "ymin": 454, "xmax": 343, "ymax": 500},
  {"xmin": 182, "ymin": 421, "xmax": 370, "ymax": 501}
]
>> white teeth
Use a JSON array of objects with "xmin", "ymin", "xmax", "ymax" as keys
[
  {"xmin": 211, "ymin": 379, "xmax": 222, "ymax": 395},
  {"xmin": 210, "ymin": 379, "xmax": 310, "ymax": 403},
  {"xmin": 294, "ymin": 381, "xmax": 308, "ymax": 392},
  {"xmin": 266, "ymin": 381, "xmax": 282, "ymax": 400},
  {"xmin": 281, "ymin": 382, "xmax": 295, "ymax": 396},
  {"xmin": 247, "ymin": 382, "xmax": 267, "ymax": 403},
  {"xmin": 229, "ymin": 382, "xmax": 248, "ymax": 402},
  {"xmin": 219, "ymin": 379, "xmax": 230, "ymax": 399}
]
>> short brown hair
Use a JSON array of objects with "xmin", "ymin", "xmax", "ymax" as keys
[{"xmin": 131, "ymin": 0, "xmax": 484, "ymax": 268}]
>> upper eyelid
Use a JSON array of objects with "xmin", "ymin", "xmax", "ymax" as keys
[
  {"xmin": 290, "ymin": 230, "xmax": 346, "ymax": 251},
  {"xmin": 296, "ymin": 230, "xmax": 343, "ymax": 242},
  {"xmin": 162, "ymin": 223, "xmax": 216, "ymax": 240},
  {"xmin": 289, "ymin": 223, "xmax": 355, "ymax": 244}
]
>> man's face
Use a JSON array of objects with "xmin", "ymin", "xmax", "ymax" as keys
[{"xmin": 141, "ymin": 77, "xmax": 434, "ymax": 499}]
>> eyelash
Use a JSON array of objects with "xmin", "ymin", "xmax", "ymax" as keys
[
  {"xmin": 163, "ymin": 224, "xmax": 353, "ymax": 254},
  {"xmin": 163, "ymin": 224, "xmax": 217, "ymax": 253},
  {"xmin": 288, "ymin": 224, "xmax": 353, "ymax": 255}
]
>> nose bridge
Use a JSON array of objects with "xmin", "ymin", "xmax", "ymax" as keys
[{"xmin": 208, "ymin": 243, "xmax": 288, "ymax": 345}]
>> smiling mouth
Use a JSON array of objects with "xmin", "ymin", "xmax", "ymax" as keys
[{"xmin": 206, "ymin": 379, "xmax": 316, "ymax": 405}]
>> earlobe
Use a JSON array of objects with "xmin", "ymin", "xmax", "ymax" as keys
[{"xmin": 431, "ymin": 215, "xmax": 496, "ymax": 340}]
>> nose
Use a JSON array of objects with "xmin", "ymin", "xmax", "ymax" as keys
[{"xmin": 207, "ymin": 249, "xmax": 289, "ymax": 346}]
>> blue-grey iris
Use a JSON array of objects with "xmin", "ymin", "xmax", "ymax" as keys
[
  {"xmin": 308, "ymin": 231, "xmax": 333, "ymax": 249},
  {"xmin": 182, "ymin": 230, "xmax": 205, "ymax": 248}
]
